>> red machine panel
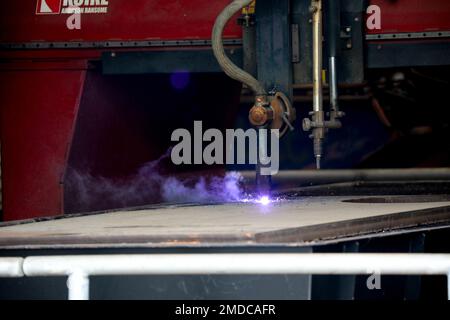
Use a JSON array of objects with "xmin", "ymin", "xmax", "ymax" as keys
[
  {"xmin": 2, "ymin": 1, "xmax": 450, "ymax": 43},
  {"xmin": 1, "ymin": 0, "xmax": 450, "ymax": 224},
  {"xmin": 0, "ymin": 66, "xmax": 86, "ymax": 220},
  {"xmin": 0, "ymin": 0, "xmax": 242, "ymax": 43},
  {"xmin": 368, "ymin": 0, "xmax": 450, "ymax": 34}
]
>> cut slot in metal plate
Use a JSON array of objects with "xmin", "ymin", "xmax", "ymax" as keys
[{"xmin": 343, "ymin": 195, "xmax": 450, "ymax": 204}]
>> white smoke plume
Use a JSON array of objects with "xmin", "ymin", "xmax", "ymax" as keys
[{"xmin": 65, "ymin": 152, "xmax": 244, "ymax": 213}]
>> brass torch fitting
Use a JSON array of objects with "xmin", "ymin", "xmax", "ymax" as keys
[{"xmin": 249, "ymin": 95, "xmax": 272, "ymax": 127}]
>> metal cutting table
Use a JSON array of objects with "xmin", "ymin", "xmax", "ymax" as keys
[{"xmin": 1, "ymin": 195, "xmax": 449, "ymax": 249}]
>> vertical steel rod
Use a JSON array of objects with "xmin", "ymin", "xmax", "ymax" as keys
[
  {"xmin": 326, "ymin": 0, "xmax": 341, "ymax": 114},
  {"xmin": 329, "ymin": 56, "xmax": 338, "ymax": 111},
  {"xmin": 311, "ymin": 0, "xmax": 324, "ymax": 169},
  {"xmin": 312, "ymin": 0, "xmax": 323, "ymax": 114}
]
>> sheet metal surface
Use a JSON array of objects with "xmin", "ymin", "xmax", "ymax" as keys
[{"xmin": 0, "ymin": 196, "xmax": 449, "ymax": 249}]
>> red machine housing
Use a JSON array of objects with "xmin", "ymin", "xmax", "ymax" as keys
[
  {"xmin": 365, "ymin": 0, "xmax": 450, "ymax": 34},
  {"xmin": 1, "ymin": 0, "xmax": 450, "ymax": 221}
]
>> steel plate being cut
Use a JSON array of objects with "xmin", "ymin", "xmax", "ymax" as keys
[{"xmin": 0, "ymin": 196, "xmax": 449, "ymax": 249}]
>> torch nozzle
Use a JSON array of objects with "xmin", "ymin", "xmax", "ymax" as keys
[
  {"xmin": 313, "ymin": 136, "xmax": 323, "ymax": 170},
  {"xmin": 315, "ymin": 156, "xmax": 321, "ymax": 170}
]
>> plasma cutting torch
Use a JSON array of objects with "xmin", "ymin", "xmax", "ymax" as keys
[
  {"xmin": 302, "ymin": 0, "xmax": 344, "ymax": 169},
  {"xmin": 212, "ymin": 0, "xmax": 343, "ymax": 193}
]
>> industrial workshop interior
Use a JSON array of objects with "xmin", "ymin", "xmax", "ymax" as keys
[{"xmin": 0, "ymin": 0, "xmax": 450, "ymax": 309}]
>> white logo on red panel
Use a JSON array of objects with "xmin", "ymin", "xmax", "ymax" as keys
[
  {"xmin": 35, "ymin": 0, "xmax": 109, "ymax": 15},
  {"xmin": 36, "ymin": 0, "xmax": 62, "ymax": 15}
]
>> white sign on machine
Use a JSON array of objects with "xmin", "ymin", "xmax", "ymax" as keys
[
  {"xmin": 36, "ymin": 0, "xmax": 110, "ymax": 30},
  {"xmin": 36, "ymin": 0, "xmax": 110, "ymax": 15}
]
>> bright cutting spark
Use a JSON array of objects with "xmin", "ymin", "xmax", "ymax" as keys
[
  {"xmin": 259, "ymin": 196, "xmax": 270, "ymax": 206},
  {"xmin": 239, "ymin": 195, "xmax": 283, "ymax": 205}
]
